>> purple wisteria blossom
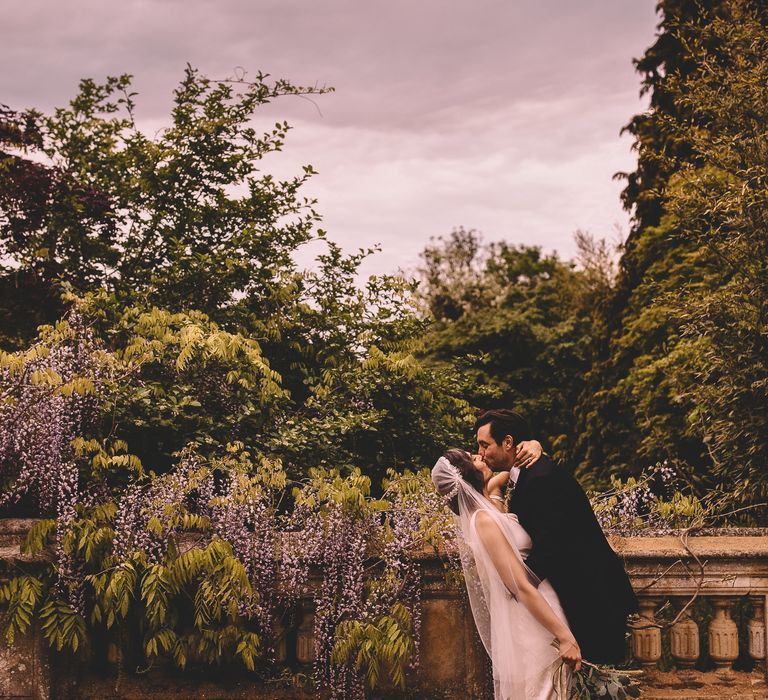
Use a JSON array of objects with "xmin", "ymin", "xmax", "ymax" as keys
[{"xmin": 0, "ymin": 314, "xmax": 105, "ymax": 609}]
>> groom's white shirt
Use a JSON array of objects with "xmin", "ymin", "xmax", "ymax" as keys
[{"xmin": 510, "ymin": 466, "xmax": 521, "ymax": 485}]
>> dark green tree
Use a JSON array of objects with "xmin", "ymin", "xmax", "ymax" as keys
[
  {"xmin": 641, "ymin": 0, "xmax": 768, "ymax": 511},
  {"xmin": 416, "ymin": 228, "xmax": 610, "ymax": 462},
  {"xmin": 573, "ymin": 0, "xmax": 729, "ymax": 482},
  {"xmin": 576, "ymin": 0, "xmax": 768, "ymax": 518},
  {"xmin": 1, "ymin": 105, "xmax": 71, "ymax": 346}
]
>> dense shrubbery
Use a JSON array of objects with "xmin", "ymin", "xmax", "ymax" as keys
[
  {"xmin": 2, "ymin": 437, "xmax": 455, "ymax": 698},
  {"xmin": 0, "ymin": 68, "xmax": 469, "ymax": 698},
  {"xmin": 0, "ymin": 308, "xmax": 457, "ymax": 697}
]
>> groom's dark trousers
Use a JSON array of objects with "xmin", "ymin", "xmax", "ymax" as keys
[{"xmin": 509, "ymin": 456, "xmax": 638, "ymax": 664}]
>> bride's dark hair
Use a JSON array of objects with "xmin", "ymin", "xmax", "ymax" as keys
[{"xmin": 440, "ymin": 448, "xmax": 485, "ymax": 514}]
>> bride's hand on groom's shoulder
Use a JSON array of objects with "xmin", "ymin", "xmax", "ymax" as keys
[{"xmin": 514, "ymin": 440, "xmax": 543, "ymax": 469}]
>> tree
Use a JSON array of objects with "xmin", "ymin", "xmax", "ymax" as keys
[
  {"xmin": 0, "ymin": 69, "xmax": 329, "ymax": 344},
  {"xmin": 0, "ymin": 104, "xmax": 69, "ymax": 348},
  {"xmin": 416, "ymin": 229, "xmax": 604, "ymax": 461},
  {"xmin": 645, "ymin": 0, "xmax": 768, "ymax": 510},
  {"xmin": 573, "ymin": 0, "xmax": 730, "ymax": 483},
  {"xmin": 1, "ymin": 68, "xmax": 472, "ymax": 488},
  {"xmin": 576, "ymin": 0, "xmax": 768, "ymax": 519}
]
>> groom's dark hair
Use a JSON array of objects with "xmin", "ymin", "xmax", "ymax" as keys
[{"xmin": 474, "ymin": 409, "xmax": 531, "ymax": 446}]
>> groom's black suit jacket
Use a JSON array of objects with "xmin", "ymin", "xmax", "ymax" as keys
[{"xmin": 509, "ymin": 455, "xmax": 637, "ymax": 664}]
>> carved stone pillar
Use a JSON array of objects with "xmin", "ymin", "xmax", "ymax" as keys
[
  {"xmin": 296, "ymin": 610, "xmax": 315, "ymax": 665},
  {"xmin": 273, "ymin": 618, "xmax": 287, "ymax": 663},
  {"xmin": 708, "ymin": 598, "xmax": 739, "ymax": 677},
  {"xmin": 747, "ymin": 596, "xmax": 766, "ymax": 671},
  {"xmin": 632, "ymin": 597, "xmax": 662, "ymax": 667},
  {"xmin": 670, "ymin": 605, "xmax": 700, "ymax": 669},
  {"xmin": 106, "ymin": 641, "xmax": 120, "ymax": 668}
]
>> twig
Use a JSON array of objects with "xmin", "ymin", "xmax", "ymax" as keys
[{"xmin": 632, "ymin": 526, "xmax": 708, "ymax": 630}]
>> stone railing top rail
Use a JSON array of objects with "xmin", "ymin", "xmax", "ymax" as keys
[
  {"xmin": 609, "ymin": 533, "xmax": 768, "ymax": 559},
  {"xmin": 2, "ymin": 518, "xmax": 768, "ymax": 575}
]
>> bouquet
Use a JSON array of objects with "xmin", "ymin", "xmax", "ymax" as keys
[{"xmin": 552, "ymin": 641, "xmax": 642, "ymax": 699}]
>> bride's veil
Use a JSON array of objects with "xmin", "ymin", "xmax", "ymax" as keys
[{"xmin": 432, "ymin": 455, "xmax": 559, "ymax": 699}]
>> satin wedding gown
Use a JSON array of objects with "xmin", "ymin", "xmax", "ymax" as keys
[{"xmin": 469, "ymin": 511, "xmax": 571, "ymax": 700}]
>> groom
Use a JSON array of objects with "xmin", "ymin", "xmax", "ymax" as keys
[{"xmin": 476, "ymin": 408, "xmax": 638, "ymax": 665}]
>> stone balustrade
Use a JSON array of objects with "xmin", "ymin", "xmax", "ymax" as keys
[
  {"xmin": 1, "ymin": 520, "xmax": 767, "ymax": 699},
  {"xmin": 613, "ymin": 534, "xmax": 768, "ymax": 674}
]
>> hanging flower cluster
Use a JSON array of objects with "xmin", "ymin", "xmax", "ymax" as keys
[
  {"xmin": 0, "ymin": 314, "xmax": 104, "ymax": 513},
  {"xmin": 0, "ymin": 314, "xmax": 108, "ymax": 612},
  {"xmin": 285, "ymin": 470, "xmax": 378, "ymax": 700},
  {"xmin": 0, "ymin": 316, "xmax": 459, "ymax": 698},
  {"xmin": 112, "ymin": 453, "xmax": 212, "ymax": 564},
  {"xmin": 319, "ymin": 505, "xmax": 371, "ymax": 700},
  {"xmin": 591, "ymin": 461, "xmax": 705, "ymax": 535},
  {"xmin": 209, "ymin": 468, "xmax": 280, "ymax": 655}
]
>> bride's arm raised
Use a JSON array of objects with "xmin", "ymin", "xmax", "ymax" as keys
[{"xmin": 474, "ymin": 510, "xmax": 582, "ymax": 671}]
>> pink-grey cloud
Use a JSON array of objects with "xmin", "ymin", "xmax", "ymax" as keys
[{"xmin": 1, "ymin": 0, "xmax": 659, "ymax": 276}]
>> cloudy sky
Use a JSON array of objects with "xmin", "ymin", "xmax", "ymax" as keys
[{"xmin": 2, "ymin": 0, "xmax": 659, "ymax": 277}]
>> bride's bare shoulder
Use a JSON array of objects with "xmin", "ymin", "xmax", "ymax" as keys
[{"xmin": 474, "ymin": 509, "xmax": 499, "ymax": 532}]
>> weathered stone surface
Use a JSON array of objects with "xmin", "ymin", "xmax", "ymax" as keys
[
  {"xmin": 638, "ymin": 669, "xmax": 767, "ymax": 699},
  {"xmin": 670, "ymin": 610, "xmax": 701, "ymax": 668},
  {"xmin": 0, "ymin": 624, "xmax": 34, "ymax": 698},
  {"xmin": 1, "ymin": 520, "xmax": 767, "ymax": 699},
  {"xmin": 0, "ymin": 614, "xmax": 49, "ymax": 700},
  {"xmin": 632, "ymin": 598, "xmax": 663, "ymax": 666},
  {"xmin": 416, "ymin": 594, "xmax": 488, "ymax": 696},
  {"xmin": 611, "ymin": 534, "xmax": 768, "ymax": 559}
]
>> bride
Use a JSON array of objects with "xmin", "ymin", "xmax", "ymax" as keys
[{"xmin": 432, "ymin": 448, "xmax": 581, "ymax": 700}]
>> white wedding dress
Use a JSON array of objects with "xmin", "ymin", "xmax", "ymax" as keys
[
  {"xmin": 432, "ymin": 457, "xmax": 572, "ymax": 700},
  {"xmin": 470, "ymin": 511, "xmax": 570, "ymax": 700}
]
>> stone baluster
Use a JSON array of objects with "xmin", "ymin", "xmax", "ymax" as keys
[
  {"xmin": 296, "ymin": 609, "xmax": 315, "ymax": 665},
  {"xmin": 273, "ymin": 618, "xmax": 287, "ymax": 664},
  {"xmin": 632, "ymin": 597, "xmax": 662, "ymax": 667},
  {"xmin": 708, "ymin": 597, "xmax": 739, "ymax": 680},
  {"xmin": 747, "ymin": 596, "xmax": 766, "ymax": 671},
  {"xmin": 106, "ymin": 640, "xmax": 120, "ymax": 669},
  {"xmin": 670, "ymin": 603, "xmax": 700, "ymax": 669}
]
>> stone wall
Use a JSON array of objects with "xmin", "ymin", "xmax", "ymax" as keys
[{"xmin": 1, "ymin": 520, "xmax": 767, "ymax": 699}]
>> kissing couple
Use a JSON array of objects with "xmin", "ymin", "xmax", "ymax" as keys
[{"xmin": 432, "ymin": 409, "xmax": 637, "ymax": 700}]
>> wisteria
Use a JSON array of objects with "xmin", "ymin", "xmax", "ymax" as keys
[
  {"xmin": 283, "ymin": 472, "xmax": 374, "ymax": 700},
  {"xmin": 591, "ymin": 461, "xmax": 705, "ymax": 535},
  {"xmin": 276, "ymin": 467, "xmax": 457, "ymax": 700},
  {"xmin": 209, "ymin": 470, "xmax": 279, "ymax": 655},
  {"xmin": 0, "ymin": 322, "xmax": 453, "ymax": 699},
  {"xmin": 103, "ymin": 457, "xmax": 439, "ymax": 699},
  {"xmin": 658, "ymin": 461, "xmax": 676, "ymax": 488},
  {"xmin": 0, "ymin": 313, "xmax": 107, "ymax": 611},
  {"xmin": 377, "ymin": 470, "xmax": 460, "ymax": 670},
  {"xmin": 313, "ymin": 504, "xmax": 369, "ymax": 700},
  {"xmin": 0, "ymin": 314, "xmax": 104, "ymax": 512},
  {"xmin": 113, "ymin": 453, "xmax": 212, "ymax": 564}
]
